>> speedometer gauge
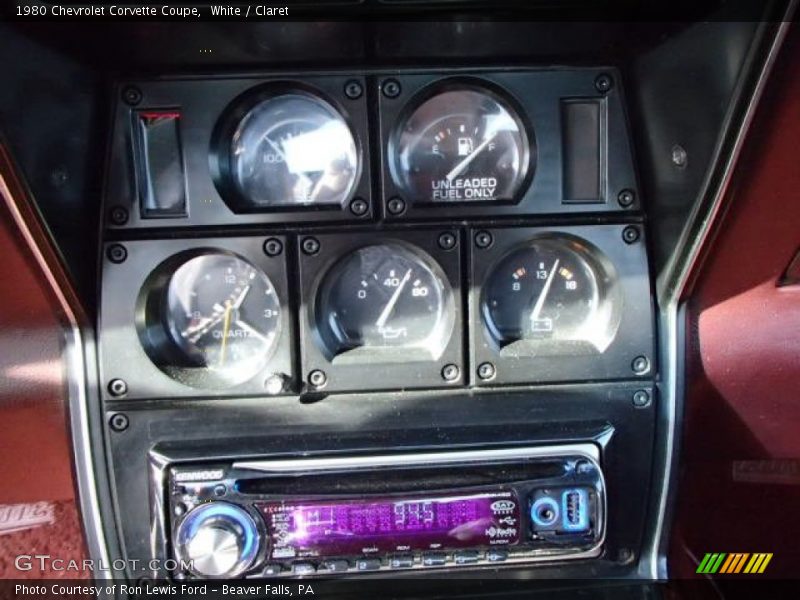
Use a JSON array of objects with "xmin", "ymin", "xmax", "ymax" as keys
[
  {"xmin": 315, "ymin": 244, "xmax": 454, "ymax": 357},
  {"xmin": 390, "ymin": 88, "xmax": 531, "ymax": 203},
  {"xmin": 218, "ymin": 92, "xmax": 359, "ymax": 209}
]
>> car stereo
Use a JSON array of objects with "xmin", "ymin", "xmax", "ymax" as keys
[{"xmin": 163, "ymin": 444, "xmax": 606, "ymax": 578}]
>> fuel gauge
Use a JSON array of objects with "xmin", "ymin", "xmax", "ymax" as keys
[{"xmin": 390, "ymin": 87, "xmax": 532, "ymax": 203}]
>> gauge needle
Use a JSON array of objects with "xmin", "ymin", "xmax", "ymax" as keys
[
  {"xmin": 232, "ymin": 285, "xmax": 251, "ymax": 310},
  {"xmin": 235, "ymin": 319, "xmax": 269, "ymax": 343},
  {"xmin": 445, "ymin": 133, "xmax": 496, "ymax": 183},
  {"xmin": 375, "ymin": 269, "xmax": 412, "ymax": 329},
  {"xmin": 218, "ymin": 302, "xmax": 233, "ymax": 366},
  {"xmin": 530, "ymin": 259, "xmax": 560, "ymax": 323}
]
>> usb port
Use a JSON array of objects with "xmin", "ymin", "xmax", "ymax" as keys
[{"xmin": 561, "ymin": 488, "xmax": 589, "ymax": 532}]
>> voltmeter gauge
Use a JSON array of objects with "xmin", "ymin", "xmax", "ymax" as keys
[
  {"xmin": 315, "ymin": 244, "xmax": 454, "ymax": 358},
  {"xmin": 390, "ymin": 88, "xmax": 531, "ymax": 203},
  {"xmin": 481, "ymin": 237, "xmax": 621, "ymax": 354}
]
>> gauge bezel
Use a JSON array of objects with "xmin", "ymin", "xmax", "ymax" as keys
[
  {"xmin": 470, "ymin": 225, "xmax": 655, "ymax": 386},
  {"xmin": 210, "ymin": 82, "xmax": 367, "ymax": 215},
  {"xmin": 387, "ymin": 78, "xmax": 535, "ymax": 207},
  {"xmin": 299, "ymin": 230, "xmax": 464, "ymax": 394},
  {"xmin": 99, "ymin": 237, "xmax": 294, "ymax": 399},
  {"xmin": 378, "ymin": 70, "xmax": 640, "ymax": 221}
]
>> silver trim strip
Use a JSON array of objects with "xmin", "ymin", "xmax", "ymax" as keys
[
  {"xmin": 645, "ymin": 17, "xmax": 795, "ymax": 580},
  {"xmin": 234, "ymin": 443, "xmax": 600, "ymax": 474},
  {"xmin": 0, "ymin": 170, "xmax": 111, "ymax": 577}
]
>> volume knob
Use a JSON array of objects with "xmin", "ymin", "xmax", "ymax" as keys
[{"xmin": 176, "ymin": 502, "xmax": 260, "ymax": 578}]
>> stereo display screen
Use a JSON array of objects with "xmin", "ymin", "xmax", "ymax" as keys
[{"xmin": 257, "ymin": 490, "xmax": 521, "ymax": 559}]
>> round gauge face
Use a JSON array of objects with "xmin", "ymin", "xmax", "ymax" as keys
[
  {"xmin": 164, "ymin": 254, "xmax": 282, "ymax": 385},
  {"xmin": 391, "ymin": 88, "xmax": 531, "ymax": 203},
  {"xmin": 316, "ymin": 244, "xmax": 453, "ymax": 355},
  {"xmin": 228, "ymin": 93, "xmax": 359, "ymax": 207},
  {"xmin": 482, "ymin": 239, "xmax": 606, "ymax": 347}
]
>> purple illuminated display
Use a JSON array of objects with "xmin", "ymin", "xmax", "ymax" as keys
[{"xmin": 257, "ymin": 491, "xmax": 520, "ymax": 560}]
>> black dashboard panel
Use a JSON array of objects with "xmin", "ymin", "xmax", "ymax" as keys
[
  {"xmin": 96, "ymin": 63, "xmax": 656, "ymax": 583},
  {"xmin": 378, "ymin": 70, "xmax": 639, "ymax": 220},
  {"xmin": 103, "ymin": 68, "xmax": 639, "ymax": 232},
  {"xmin": 105, "ymin": 75, "xmax": 374, "ymax": 228},
  {"xmin": 298, "ymin": 228, "xmax": 464, "ymax": 393},
  {"xmin": 99, "ymin": 236, "xmax": 295, "ymax": 401}
]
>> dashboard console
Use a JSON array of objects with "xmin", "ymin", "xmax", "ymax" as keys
[{"xmin": 98, "ymin": 66, "xmax": 655, "ymax": 581}]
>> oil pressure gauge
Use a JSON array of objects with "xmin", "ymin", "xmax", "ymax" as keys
[
  {"xmin": 390, "ymin": 87, "xmax": 532, "ymax": 203},
  {"xmin": 315, "ymin": 243, "xmax": 455, "ymax": 359}
]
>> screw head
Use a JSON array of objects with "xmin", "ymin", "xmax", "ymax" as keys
[
  {"xmin": 349, "ymin": 197, "xmax": 369, "ymax": 216},
  {"xmin": 308, "ymin": 369, "xmax": 327, "ymax": 388},
  {"xmin": 107, "ymin": 244, "xmax": 127, "ymax": 264},
  {"xmin": 632, "ymin": 356, "xmax": 651, "ymax": 375},
  {"xmin": 301, "ymin": 237, "xmax": 321, "ymax": 256},
  {"xmin": 108, "ymin": 378, "xmax": 128, "ymax": 397},
  {"xmin": 441, "ymin": 364, "xmax": 460, "ymax": 382},
  {"xmin": 594, "ymin": 73, "xmax": 614, "ymax": 93},
  {"xmin": 344, "ymin": 80, "xmax": 363, "ymax": 100},
  {"xmin": 122, "ymin": 85, "xmax": 142, "ymax": 106},
  {"xmin": 671, "ymin": 144, "xmax": 688, "ymax": 168},
  {"xmin": 109, "ymin": 413, "xmax": 129, "ymax": 432},
  {"xmin": 264, "ymin": 373, "xmax": 286, "ymax": 395},
  {"xmin": 382, "ymin": 79, "xmax": 401, "ymax": 99},
  {"xmin": 632, "ymin": 389, "xmax": 651, "ymax": 408},
  {"xmin": 263, "ymin": 238, "xmax": 283, "ymax": 257},
  {"xmin": 622, "ymin": 226, "xmax": 640, "ymax": 244},
  {"xmin": 108, "ymin": 206, "xmax": 129, "ymax": 226},
  {"xmin": 387, "ymin": 197, "xmax": 406, "ymax": 216},
  {"xmin": 617, "ymin": 548, "xmax": 634, "ymax": 564},
  {"xmin": 477, "ymin": 362, "xmax": 496, "ymax": 381},
  {"xmin": 617, "ymin": 189, "xmax": 636, "ymax": 207},
  {"xmin": 474, "ymin": 230, "xmax": 494, "ymax": 249},
  {"xmin": 438, "ymin": 232, "xmax": 457, "ymax": 251}
]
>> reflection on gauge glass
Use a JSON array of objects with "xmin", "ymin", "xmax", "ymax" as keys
[
  {"xmin": 315, "ymin": 244, "xmax": 453, "ymax": 358},
  {"xmin": 391, "ymin": 88, "xmax": 531, "ymax": 203},
  {"xmin": 164, "ymin": 253, "xmax": 281, "ymax": 385},
  {"xmin": 481, "ymin": 237, "xmax": 620, "ymax": 354},
  {"xmin": 228, "ymin": 93, "xmax": 359, "ymax": 207}
]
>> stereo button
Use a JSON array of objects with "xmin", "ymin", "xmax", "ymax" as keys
[
  {"xmin": 389, "ymin": 555, "xmax": 414, "ymax": 569},
  {"xmin": 356, "ymin": 558, "xmax": 382, "ymax": 571},
  {"xmin": 454, "ymin": 550, "xmax": 479, "ymax": 565},
  {"xmin": 292, "ymin": 563, "xmax": 316, "ymax": 576},
  {"xmin": 319, "ymin": 560, "xmax": 349, "ymax": 573},
  {"xmin": 422, "ymin": 552, "xmax": 447, "ymax": 567},
  {"xmin": 486, "ymin": 549, "xmax": 509, "ymax": 562},
  {"xmin": 261, "ymin": 564, "xmax": 283, "ymax": 576}
]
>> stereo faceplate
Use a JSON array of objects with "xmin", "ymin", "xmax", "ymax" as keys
[{"xmin": 166, "ymin": 445, "xmax": 606, "ymax": 579}]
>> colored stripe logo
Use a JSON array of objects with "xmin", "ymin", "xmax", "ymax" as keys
[{"xmin": 697, "ymin": 553, "xmax": 773, "ymax": 574}]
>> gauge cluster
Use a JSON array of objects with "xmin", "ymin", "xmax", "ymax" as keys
[
  {"xmin": 103, "ymin": 68, "xmax": 638, "ymax": 230},
  {"xmin": 98, "ymin": 67, "xmax": 652, "ymax": 399},
  {"xmin": 98, "ymin": 226, "xmax": 653, "ymax": 399}
]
